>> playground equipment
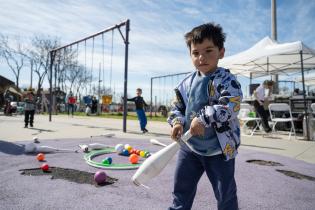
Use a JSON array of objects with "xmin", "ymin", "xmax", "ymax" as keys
[{"xmin": 49, "ymin": 20, "xmax": 130, "ymax": 132}]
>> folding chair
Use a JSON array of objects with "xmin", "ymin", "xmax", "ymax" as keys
[
  {"xmin": 238, "ymin": 103, "xmax": 261, "ymax": 136},
  {"xmin": 311, "ymin": 103, "xmax": 315, "ymax": 114},
  {"xmin": 268, "ymin": 103, "xmax": 296, "ymax": 139}
]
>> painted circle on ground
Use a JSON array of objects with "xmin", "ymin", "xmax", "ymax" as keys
[{"xmin": 84, "ymin": 147, "xmax": 141, "ymax": 170}]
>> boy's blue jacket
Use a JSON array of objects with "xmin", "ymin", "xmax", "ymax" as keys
[{"xmin": 167, "ymin": 67, "xmax": 243, "ymax": 161}]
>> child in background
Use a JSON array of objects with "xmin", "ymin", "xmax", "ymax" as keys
[{"xmin": 127, "ymin": 88, "xmax": 149, "ymax": 133}]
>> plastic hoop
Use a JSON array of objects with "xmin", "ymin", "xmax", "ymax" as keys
[{"xmin": 84, "ymin": 148, "xmax": 141, "ymax": 170}]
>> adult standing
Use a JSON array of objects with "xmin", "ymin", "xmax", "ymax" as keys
[
  {"xmin": 67, "ymin": 91, "xmax": 76, "ymax": 117},
  {"xmin": 253, "ymin": 80, "xmax": 274, "ymax": 133},
  {"xmin": 24, "ymin": 91, "xmax": 36, "ymax": 128}
]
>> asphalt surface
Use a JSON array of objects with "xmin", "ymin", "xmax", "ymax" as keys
[{"xmin": 1, "ymin": 136, "xmax": 315, "ymax": 210}]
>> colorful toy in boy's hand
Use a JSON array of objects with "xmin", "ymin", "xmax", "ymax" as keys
[
  {"xmin": 102, "ymin": 157, "xmax": 112, "ymax": 165},
  {"xmin": 94, "ymin": 171, "xmax": 107, "ymax": 184},
  {"xmin": 41, "ymin": 163, "xmax": 49, "ymax": 171},
  {"xmin": 129, "ymin": 154, "xmax": 139, "ymax": 164},
  {"xmin": 36, "ymin": 153, "xmax": 45, "ymax": 161}
]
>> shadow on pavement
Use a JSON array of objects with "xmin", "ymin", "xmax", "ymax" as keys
[{"xmin": 0, "ymin": 140, "xmax": 25, "ymax": 155}]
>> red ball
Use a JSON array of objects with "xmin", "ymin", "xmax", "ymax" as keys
[
  {"xmin": 135, "ymin": 150, "xmax": 141, "ymax": 155},
  {"xmin": 130, "ymin": 149, "xmax": 136, "ymax": 154},
  {"xmin": 41, "ymin": 163, "xmax": 49, "ymax": 171},
  {"xmin": 129, "ymin": 154, "xmax": 139, "ymax": 164}
]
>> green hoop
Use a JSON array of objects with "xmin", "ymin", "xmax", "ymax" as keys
[{"xmin": 84, "ymin": 148, "xmax": 141, "ymax": 170}]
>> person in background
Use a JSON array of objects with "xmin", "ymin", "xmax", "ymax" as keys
[
  {"xmin": 67, "ymin": 91, "xmax": 76, "ymax": 117},
  {"xmin": 91, "ymin": 96, "xmax": 98, "ymax": 114},
  {"xmin": 24, "ymin": 91, "xmax": 36, "ymax": 128},
  {"xmin": 127, "ymin": 88, "xmax": 149, "ymax": 133},
  {"xmin": 253, "ymin": 80, "xmax": 274, "ymax": 133}
]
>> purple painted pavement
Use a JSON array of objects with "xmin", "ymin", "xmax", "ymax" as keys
[{"xmin": 0, "ymin": 137, "xmax": 314, "ymax": 210}]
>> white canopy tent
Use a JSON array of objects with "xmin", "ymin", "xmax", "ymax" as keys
[
  {"xmin": 219, "ymin": 36, "xmax": 315, "ymax": 78},
  {"xmin": 219, "ymin": 37, "xmax": 315, "ymax": 140}
]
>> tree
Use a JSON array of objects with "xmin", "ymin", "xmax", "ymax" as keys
[
  {"xmin": 27, "ymin": 35, "xmax": 60, "ymax": 96},
  {"xmin": 0, "ymin": 34, "xmax": 26, "ymax": 89}
]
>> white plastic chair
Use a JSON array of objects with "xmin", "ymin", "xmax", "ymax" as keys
[
  {"xmin": 268, "ymin": 103, "xmax": 296, "ymax": 139},
  {"xmin": 238, "ymin": 103, "xmax": 261, "ymax": 136}
]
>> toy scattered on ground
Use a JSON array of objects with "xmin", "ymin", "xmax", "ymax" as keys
[
  {"xmin": 79, "ymin": 143, "xmax": 111, "ymax": 153},
  {"xmin": 121, "ymin": 149, "xmax": 129, "ymax": 156},
  {"xmin": 84, "ymin": 148, "xmax": 141, "ymax": 170},
  {"xmin": 25, "ymin": 143, "xmax": 78, "ymax": 153},
  {"xmin": 33, "ymin": 137, "xmax": 40, "ymax": 144},
  {"xmin": 36, "ymin": 153, "xmax": 45, "ymax": 161},
  {"xmin": 94, "ymin": 171, "xmax": 107, "ymax": 184},
  {"xmin": 84, "ymin": 143, "xmax": 152, "ymax": 170},
  {"xmin": 150, "ymin": 138, "xmax": 167, "ymax": 147},
  {"xmin": 129, "ymin": 154, "xmax": 139, "ymax": 164},
  {"xmin": 41, "ymin": 163, "xmax": 49, "ymax": 171},
  {"xmin": 114, "ymin": 144, "xmax": 124, "ymax": 154},
  {"xmin": 102, "ymin": 157, "xmax": 112, "ymax": 165},
  {"xmin": 124, "ymin": 144, "xmax": 132, "ymax": 152}
]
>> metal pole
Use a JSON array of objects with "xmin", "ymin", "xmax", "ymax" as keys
[
  {"xmin": 98, "ymin": 63, "xmax": 101, "ymax": 115},
  {"xmin": 300, "ymin": 50, "xmax": 309, "ymax": 140},
  {"xmin": 49, "ymin": 51, "xmax": 55, "ymax": 122},
  {"xmin": 30, "ymin": 60, "xmax": 33, "ymax": 89},
  {"xmin": 271, "ymin": 0, "xmax": 279, "ymax": 94},
  {"xmin": 123, "ymin": 19, "xmax": 130, "ymax": 133},
  {"xmin": 150, "ymin": 77, "xmax": 153, "ymax": 118}
]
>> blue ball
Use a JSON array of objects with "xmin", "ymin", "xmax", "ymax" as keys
[
  {"xmin": 102, "ymin": 157, "xmax": 112, "ymax": 165},
  {"xmin": 106, "ymin": 157, "xmax": 112, "ymax": 164},
  {"xmin": 121, "ymin": 149, "xmax": 129, "ymax": 156}
]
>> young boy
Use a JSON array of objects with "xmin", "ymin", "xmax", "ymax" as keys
[
  {"xmin": 127, "ymin": 88, "xmax": 149, "ymax": 133},
  {"xmin": 167, "ymin": 23, "xmax": 242, "ymax": 210}
]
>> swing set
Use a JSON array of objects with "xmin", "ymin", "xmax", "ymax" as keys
[
  {"xmin": 49, "ymin": 20, "xmax": 130, "ymax": 132},
  {"xmin": 150, "ymin": 71, "xmax": 190, "ymax": 118}
]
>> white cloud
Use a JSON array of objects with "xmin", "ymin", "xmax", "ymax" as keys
[{"xmin": 1, "ymin": 0, "xmax": 315, "ymax": 98}]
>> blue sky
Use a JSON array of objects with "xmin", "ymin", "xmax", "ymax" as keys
[{"xmin": 0, "ymin": 0, "xmax": 315, "ymax": 100}]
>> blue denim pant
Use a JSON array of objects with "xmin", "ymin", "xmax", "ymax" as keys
[
  {"xmin": 169, "ymin": 144, "xmax": 238, "ymax": 210},
  {"xmin": 136, "ymin": 109, "xmax": 147, "ymax": 130}
]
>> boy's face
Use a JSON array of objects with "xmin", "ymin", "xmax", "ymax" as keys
[
  {"xmin": 190, "ymin": 38, "xmax": 225, "ymax": 74},
  {"xmin": 136, "ymin": 91, "xmax": 142, "ymax": 96}
]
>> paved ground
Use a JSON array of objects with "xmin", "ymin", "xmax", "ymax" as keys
[{"xmin": 0, "ymin": 114, "xmax": 315, "ymax": 209}]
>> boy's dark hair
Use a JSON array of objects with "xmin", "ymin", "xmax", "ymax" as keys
[
  {"xmin": 136, "ymin": 88, "xmax": 142, "ymax": 92},
  {"xmin": 184, "ymin": 22, "xmax": 226, "ymax": 51}
]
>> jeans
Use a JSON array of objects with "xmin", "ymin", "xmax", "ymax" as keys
[
  {"xmin": 169, "ymin": 144, "xmax": 238, "ymax": 210},
  {"xmin": 136, "ymin": 109, "xmax": 147, "ymax": 130}
]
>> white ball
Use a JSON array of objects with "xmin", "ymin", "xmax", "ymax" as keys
[
  {"xmin": 33, "ymin": 137, "xmax": 38, "ymax": 141},
  {"xmin": 115, "ymin": 144, "xmax": 124, "ymax": 154}
]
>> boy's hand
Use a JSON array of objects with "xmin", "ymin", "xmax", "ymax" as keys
[
  {"xmin": 190, "ymin": 117, "xmax": 205, "ymax": 136},
  {"xmin": 171, "ymin": 123, "xmax": 183, "ymax": 141}
]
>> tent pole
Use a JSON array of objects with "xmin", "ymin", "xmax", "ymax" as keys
[{"xmin": 300, "ymin": 50, "xmax": 309, "ymax": 140}]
